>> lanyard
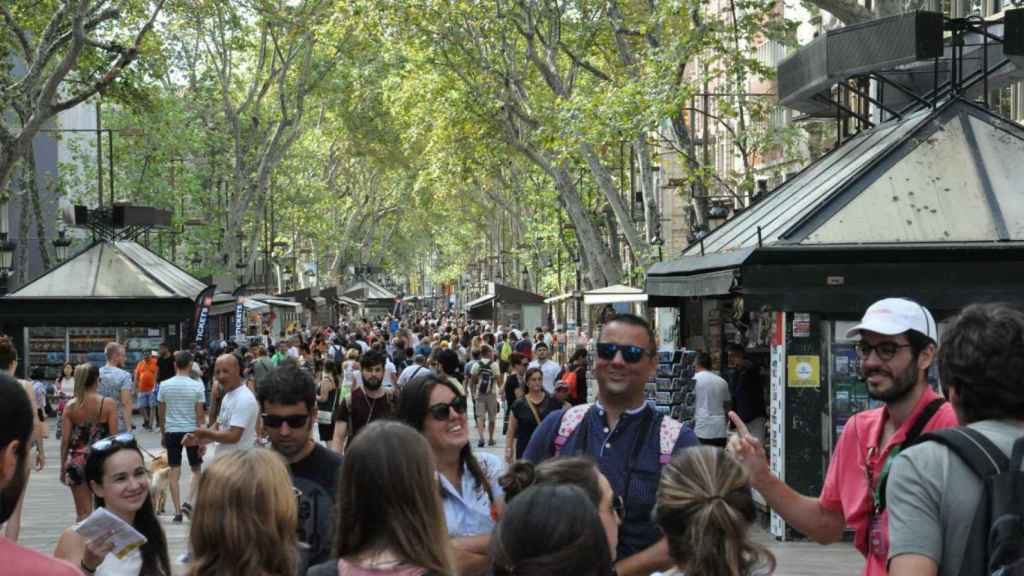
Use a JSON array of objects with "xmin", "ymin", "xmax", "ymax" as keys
[{"xmin": 868, "ymin": 445, "xmax": 901, "ymax": 517}]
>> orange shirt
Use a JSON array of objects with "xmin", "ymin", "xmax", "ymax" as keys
[
  {"xmin": 818, "ymin": 387, "xmax": 958, "ymax": 576},
  {"xmin": 134, "ymin": 358, "xmax": 158, "ymax": 392}
]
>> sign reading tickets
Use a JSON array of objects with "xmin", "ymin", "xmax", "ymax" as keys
[{"xmin": 787, "ymin": 355, "xmax": 820, "ymax": 388}]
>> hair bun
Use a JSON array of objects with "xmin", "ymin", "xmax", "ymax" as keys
[{"xmin": 498, "ymin": 460, "xmax": 537, "ymax": 501}]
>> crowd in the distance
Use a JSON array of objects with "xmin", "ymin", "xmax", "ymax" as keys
[{"xmin": 1, "ymin": 299, "xmax": 1023, "ymax": 576}]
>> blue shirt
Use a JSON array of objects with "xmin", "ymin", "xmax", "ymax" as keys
[
  {"xmin": 523, "ymin": 403, "xmax": 699, "ymax": 558},
  {"xmin": 99, "ymin": 365, "xmax": 133, "ymax": 432},
  {"xmin": 440, "ymin": 451, "xmax": 505, "ymax": 538}
]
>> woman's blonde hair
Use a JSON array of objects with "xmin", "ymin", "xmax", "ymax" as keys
[
  {"xmin": 334, "ymin": 420, "xmax": 454, "ymax": 574},
  {"xmin": 655, "ymin": 447, "xmax": 776, "ymax": 576},
  {"xmin": 188, "ymin": 448, "xmax": 298, "ymax": 576},
  {"xmin": 72, "ymin": 363, "xmax": 98, "ymax": 408}
]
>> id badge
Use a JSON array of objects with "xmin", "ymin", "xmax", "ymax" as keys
[{"xmin": 868, "ymin": 514, "xmax": 889, "ymax": 559}]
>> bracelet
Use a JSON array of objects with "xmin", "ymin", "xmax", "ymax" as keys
[{"xmin": 81, "ymin": 560, "xmax": 97, "ymax": 574}]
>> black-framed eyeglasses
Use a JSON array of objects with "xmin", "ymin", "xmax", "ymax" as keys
[
  {"xmin": 90, "ymin": 432, "xmax": 137, "ymax": 453},
  {"xmin": 262, "ymin": 414, "xmax": 310, "ymax": 429},
  {"xmin": 596, "ymin": 342, "xmax": 650, "ymax": 364},
  {"xmin": 855, "ymin": 342, "xmax": 912, "ymax": 362},
  {"xmin": 428, "ymin": 396, "xmax": 468, "ymax": 421}
]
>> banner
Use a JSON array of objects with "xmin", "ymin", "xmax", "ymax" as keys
[
  {"xmin": 232, "ymin": 285, "xmax": 246, "ymax": 342},
  {"xmin": 192, "ymin": 285, "xmax": 217, "ymax": 346}
]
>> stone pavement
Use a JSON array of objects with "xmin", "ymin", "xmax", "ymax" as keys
[{"xmin": 14, "ymin": 412, "xmax": 863, "ymax": 575}]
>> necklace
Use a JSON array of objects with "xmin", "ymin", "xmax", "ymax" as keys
[{"xmin": 362, "ymin": 389, "xmax": 377, "ymax": 423}]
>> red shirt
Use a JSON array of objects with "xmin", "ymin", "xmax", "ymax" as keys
[
  {"xmin": 0, "ymin": 537, "xmax": 80, "ymax": 576},
  {"xmin": 819, "ymin": 387, "xmax": 958, "ymax": 576}
]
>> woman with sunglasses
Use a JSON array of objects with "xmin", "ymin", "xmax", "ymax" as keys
[
  {"xmin": 61, "ymin": 363, "xmax": 118, "ymax": 521},
  {"xmin": 499, "ymin": 456, "xmax": 622, "ymax": 559},
  {"xmin": 396, "ymin": 374, "xmax": 505, "ymax": 576},
  {"xmin": 54, "ymin": 433, "xmax": 171, "ymax": 576},
  {"xmin": 307, "ymin": 421, "xmax": 455, "ymax": 576},
  {"xmin": 504, "ymin": 367, "xmax": 561, "ymax": 464},
  {"xmin": 189, "ymin": 448, "xmax": 300, "ymax": 576}
]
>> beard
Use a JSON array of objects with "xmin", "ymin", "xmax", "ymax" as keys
[
  {"xmin": 865, "ymin": 360, "xmax": 918, "ymax": 403},
  {"xmin": 363, "ymin": 376, "xmax": 383, "ymax": 390},
  {"xmin": 0, "ymin": 451, "xmax": 28, "ymax": 524}
]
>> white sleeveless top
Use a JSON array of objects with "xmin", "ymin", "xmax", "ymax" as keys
[{"xmin": 96, "ymin": 547, "xmax": 143, "ymax": 576}]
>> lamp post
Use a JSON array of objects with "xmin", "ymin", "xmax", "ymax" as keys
[
  {"xmin": 0, "ymin": 232, "xmax": 16, "ymax": 295},
  {"xmin": 52, "ymin": 228, "xmax": 73, "ymax": 263}
]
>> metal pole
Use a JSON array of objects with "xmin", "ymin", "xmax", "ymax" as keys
[
  {"xmin": 108, "ymin": 129, "xmax": 114, "ymax": 206},
  {"xmin": 96, "ymin": 101, "xmax": 103, "ymax": 208}
]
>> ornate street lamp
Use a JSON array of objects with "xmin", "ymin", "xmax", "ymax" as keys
[{"xmin": 52, "ymin": 228, "xmax": 73, "ymax": 263}]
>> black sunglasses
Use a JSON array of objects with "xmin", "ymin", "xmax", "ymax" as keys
[
  {"xmin": 90, "ymin": 432, "xmax": 137, "ymax": 453},
  {"xmin": 262, "ymin": 413, "xmax": 310, "ymax": 429},
  {"xmin": 428, "ymin": 396, "xmax": 468, "ymax": 421},
  {"xmin": 596, "ymin": 342, "xmax": 650, "ymax": 363}
]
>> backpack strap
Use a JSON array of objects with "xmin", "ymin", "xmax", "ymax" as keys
[
  {"xmin": 659, "ymin": 416, "xmax": 684, "ymax": 464},
  {"xmin": 914, "ymin": 427, "xmax": 1010, "ymax": 478},
  {"xmin": 875, "ymin": 398, "xmax": 946, "ymax": 511},
  {"xmin": 553, "ymin": 403, "xmax": 592, "ymax": 456},
  {"xmin": 905, "ymin": 398, "xmax": 946, "ymax": 445}
]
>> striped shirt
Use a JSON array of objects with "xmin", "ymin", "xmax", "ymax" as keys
[{"xmin": 157, "ymin": 375, "xmax": 205, "ymax": 433}]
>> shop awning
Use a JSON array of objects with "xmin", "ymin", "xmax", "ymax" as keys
[
  {"xmin": 255, "ymin": 297, "xmax": 302, "ymax": 309},
  {"xmin": 583, "ymin": 284, "xmax": 648, "ymax": 305},
  {"xmin": 646, "ymin": 97, "xmax": 1024, "ymax": 312},
  {"xmin": 335, "ymin": 295, "xmax": 361, "ymax": 307},
  {"xmin": 465, "ymin": 282, "xmax": 545, "ymax": 311},
  {"xmin": 544, "ymin": 292, "xmax": 575, "ymax": 305}
]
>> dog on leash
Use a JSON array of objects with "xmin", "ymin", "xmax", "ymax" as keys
[{"xmin": 147, "ymin": 449, "xmax": 171, "ymax": 514}]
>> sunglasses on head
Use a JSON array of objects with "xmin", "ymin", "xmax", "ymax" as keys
[
  {"xmin": 596, "ymin": 342, "xmax": 650, "ymax": 363},
  {"xmin": 262, "ymin": 413, "xmax": 310, "ymax": 429},
  {"xmin": 428, "ymin": 396, "xmax": 468, "ymax": 421},
  {"xmin": 90, "ymin": 432, "xmax": 137, "ymax": 453}
]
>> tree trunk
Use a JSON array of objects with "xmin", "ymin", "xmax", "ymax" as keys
[
  {"xmin": 577, "ymin": 141, "xmax": 650, "ymax": 266},
  {"xmin": 633, "ymin": 136, "xmax": 661, "ymax": 242},
  {"xmin": 26, "ymin": 148, "xmax": 51, "ymax": 271}
]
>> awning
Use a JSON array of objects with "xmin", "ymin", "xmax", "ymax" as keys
[
  {"xmin": 465, "ymin": 293, "xmax": 495, "ymax": 310},
  {"xmin": 544, "ymin": 292, "xmax": 575, "ymax": 305},
  {"xmin": 583, "ymin": 284, "xmax": 648, "ymax": 305},
  {"xmin": 255, "ymin": 298, "xmax": 302, "ymax": 309},
  {"xmin": 243, "ymin": 299, "xmax": 270, "ymax": 313},
  {"xmin": 310, "ymin": 296, "xmax": 327, "ymax": 308},
  {"xmin": 335, "ymin": 295, "xmax": 361, "ymax": 307}
]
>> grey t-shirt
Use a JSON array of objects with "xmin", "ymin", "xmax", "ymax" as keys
[{"xmin": 887, "ymin": 419, "xmax": 1024, "ymax": 576}]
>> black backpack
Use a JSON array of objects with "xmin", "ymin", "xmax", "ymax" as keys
[
  {"xmin": 909, "ymin": 427, "xmax": 1024, "ymax": 576},
  {"xmin": 477, "ymin": 360, "xmax": 495, "ymax": 395}
]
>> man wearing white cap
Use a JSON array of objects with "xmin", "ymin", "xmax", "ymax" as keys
[{"xmin": 728, "ymin": 298, "xmax": 959, "ymax": 576}]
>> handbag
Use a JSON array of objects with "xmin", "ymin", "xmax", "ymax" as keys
[{"xmin": 318, "ymin": 375, "xmax": 339, "ymax": 425}]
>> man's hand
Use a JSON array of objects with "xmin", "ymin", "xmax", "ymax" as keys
[{"xmin": 727, "ymin": 411, "xmax": 770, "ymax": 487}]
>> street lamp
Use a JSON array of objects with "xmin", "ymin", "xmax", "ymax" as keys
[
  {"xmin": 52, "ymin": 228, "xmax": 73, "ymax": 263},
  {"xmin": 0, "ymin": 232, "xmax": 17, "ymax": 295}
]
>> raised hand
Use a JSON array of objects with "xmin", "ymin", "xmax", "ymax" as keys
[{"xmin": 727, "ymin": 411, "xmax": 770, "ymax": 486}]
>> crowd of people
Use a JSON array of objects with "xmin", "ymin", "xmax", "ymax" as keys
[{"xmin": 0, "ymin": 299, "xmax": 1022, "ymax": 576}]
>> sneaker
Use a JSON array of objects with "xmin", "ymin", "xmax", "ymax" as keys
[
  {"xmin": 177, "ymin": 552, "xmax": 191, "ymax": 564},
  {"xmin": 488, "ymin": 439, "xmax": 496, "ymax": 447},
  {"xmin": 181, "ymin": 502, "xmax": 193, "ymax": 517},
  {"xmin": 173, "ymin": 513, "xmax": 183, "ymax": 523},
  {"xmin": 477, "ymin": 439, "xmax": 485, "ymax": 448}
]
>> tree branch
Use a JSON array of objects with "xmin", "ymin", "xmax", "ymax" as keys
[{"xmin": 1, "ymin": 4, "xmax": 34, "ymax": 64}]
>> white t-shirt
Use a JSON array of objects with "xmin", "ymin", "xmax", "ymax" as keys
[
  {"xmin": 693, "ymin": 370, "xmax": 732, "ymax": 439},
  {"xmin": 384, "ymin": 358, "xmax": 397, "ymax": 385},
  {"xmin": 528, "ymin": 359, "xmax": 562, "ymax": 395},
  {"xmin": 212, "ymin": 384, "xmax": 259, "ymax": 460}
]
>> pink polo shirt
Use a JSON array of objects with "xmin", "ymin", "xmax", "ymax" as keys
[{"xmin": 819, "ymin": 387, "xmax": 958, "ymax": 576}]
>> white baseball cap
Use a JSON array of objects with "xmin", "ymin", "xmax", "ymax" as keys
[{"xmin": 845, "ymin": 298, "xmax": 938, "ymax": 343}]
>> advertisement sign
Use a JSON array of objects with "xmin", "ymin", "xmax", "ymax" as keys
[
  {"xmin": 769, "ymin": 311, "xmax": 786, "ymax": 539},
  {"xmin": 192, "ymin": 285, "xmax": 217, "ymax": 345},
  {"xmin": 787, "ymin": 355, "xmax": 821, "ymax": 388}
]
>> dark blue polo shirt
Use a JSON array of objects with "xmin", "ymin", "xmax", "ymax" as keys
[{"xmin": 522, "ymin": 403, "xmax": 699, "ymax": 558}]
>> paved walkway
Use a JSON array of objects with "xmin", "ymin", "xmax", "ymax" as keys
[{"xmin": 13, "ymin": 413, "xmax": 863, "ymax": 575}]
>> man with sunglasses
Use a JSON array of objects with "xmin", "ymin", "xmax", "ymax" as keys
[
  {"xmin": 0, "ymin": 373, "xmax": 80, "ymax": 575},
  {"xmin": 729, "ymin": 297, "xmax": 958, "ymax": 576},
  {"xmin": 523, "ymin": 313, "xmax": 699, "ymax": 576},
  {"xmin": 258, "ymin": 364, "xmax": 342, "ymax": 567}
]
